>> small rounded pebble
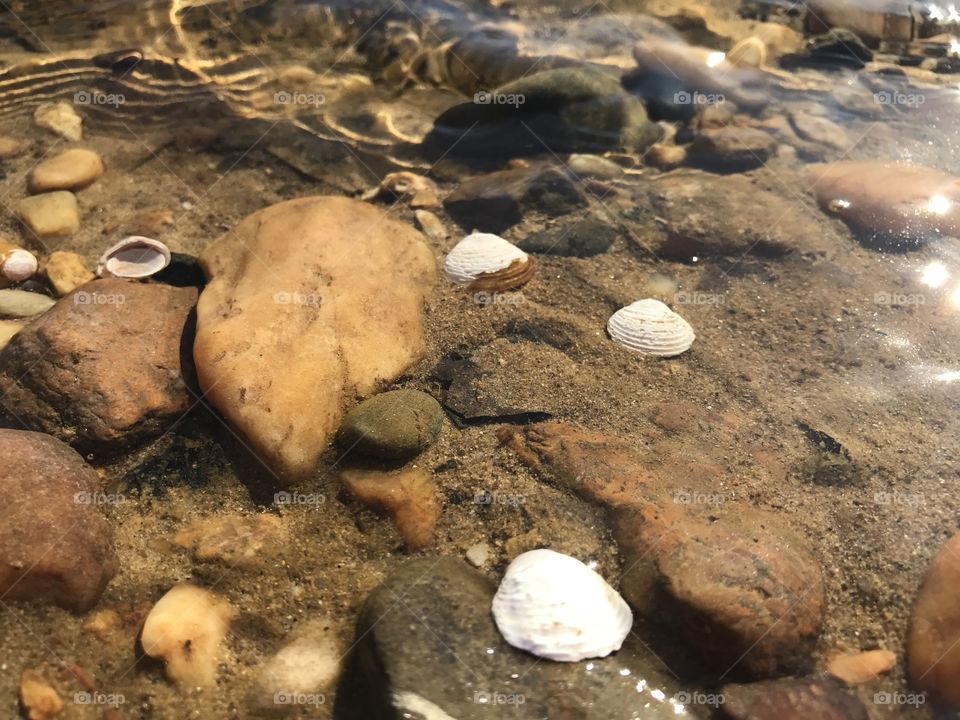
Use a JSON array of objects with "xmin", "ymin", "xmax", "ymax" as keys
[
  {"xmin": 0, "ymin": 288, "xmax": 55, "ymax": 318},
  {"xmin": 337, "ymin": 389, "xmax": 444, "ymax": 460},
  {"xmin": 28, "ymin": 148, "xmax": 104, "ymax": 193},
  {"xmin": 17, "ymin": 192, "xmax": 80, "ymax": 240},
  {"xmin": 0, "ymin": 136, "xmax": 27, "ymax": 158},
  {"xmin": 466, "ymin": 542, "xmax": 492, "ymax": 567},
  {"xmin": 19, "ymin": 669, "xmax": 62, "ymax": 720},
  {"xmin": 826, "ymin": 649, "xmax": 896, "ymax": 685}
]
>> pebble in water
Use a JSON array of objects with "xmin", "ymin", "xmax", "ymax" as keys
[
  {"xmin": 140, "ymin": 584, "xmax": 236, "ymax": 687},
  {"xmin": 17, "ymin": 191, "xmax": 80, "ymax": 240},
  {"xmin": 28, "ymin": 148, "xmax": 104, "ymax": 193},
  {"xmin": 19, "ymin": 670, "xmax": 62, "ymax": 720},
  {"xmin": 337, "ymin": 389, "xmax": 444, "ymax": 460},
  {"xmin": 0, "ymin": 288, "xmax": 55, "ymax": 318},
  {"xmin": 340, "ymin": 466, "xmax": 439, "ymax": 550},
  {"xmin": 33, "ymin": 101, "xmax": 82, "ymax": 141},
  {"xmin": 41, "ymin": 251, "xmax": 94, "ymax": 296}
]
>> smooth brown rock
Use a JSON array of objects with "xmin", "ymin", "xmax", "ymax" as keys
[
  {"xmin": 28, "ymin": 148, "xmax": 104, "ymax": 194},
  {"xmin": 688, "ymin": 127, "xmax": 777, "ymax": 171},
  {"xmin": 341, "ymin": 466, "xmax": 439, "ymax": 549},
  {"xmin": 194, "ymin": 197, "xmax": 435, "ymax": 484},
  {"xmin": 788, "ymin": 111, "xmax": 848, "ymax": 151},
  {"xmin": 721, "ymin": 678, "xmax": 868, "ymax": 719},
  {"xmin": 807, "ymin": 161, "xmax": 960, "ymax": 245},
  {"xmin": 0, "ymin": 279, "xmax": 197, "ymax": 454},
  {"xmin": 41, "ymin": 251, "xmax": 94, "ymax": 296},
  {"xmin": 646, "ymin": 170, "xmax": 832, "ymax": 261},
  {"xmin": 17, "ymin": 192, "xmax": 80, "ymax": 241},
  {"xmin": 908, "ymin": 529, "xmax": 960, "ymax": 709},
  {"xmin": 615, "ymin": 503, "xmax": 824, "ymax": 678},
  {"xmin": 497, "ymin": 422, "xmax": 654, "ymax": 507},
  {"xmin": 0, "ymin": 429, "xmax": 116, "ymax": 612},
  {"xmin": 826, "ymin": 649, "xmax": 896, "ymax": 685}
]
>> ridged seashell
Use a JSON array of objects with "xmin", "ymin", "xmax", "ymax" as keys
[
  {"xmin": 491, "ymin": 549, "xmax": 633, "ymax": 662},
  {"xmin": 97, "ymin": 236, "xmax": 171, "ymax": 279},
  {"xmin": 0, "ymin": 241, "xmax": 37, "ymax": 283},
  {"xmin": 607, "ymin": 298, "xmax": 695, "ymax": 357},
  {"xmin": 443, "ymin": 232, "xmax": 535, "ymax": 292}
]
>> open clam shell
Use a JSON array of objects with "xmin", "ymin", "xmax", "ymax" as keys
[
  {"xmin": 443, "ymin": 232, "xmax": 535, "ymax": 292},
  {"xmin": 97, "ymin": 236, "xmax": 171, "ymax": 279},
  {"xmin": 492, "ymin": 549, "xmax": 633, "ymax": 662},
  {"xmin": 607, "ymin": 298, "xmax": 695, "ymax": 357}
]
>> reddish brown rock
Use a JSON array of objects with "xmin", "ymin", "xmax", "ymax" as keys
[
  {"xmin": 615, "ymin": 503, "xmax": 824, "ymax": 678},
  {"xmin": 908, "ymin": 529, "xmax": 960, "ymax": 709},
  {"xmin": 0, "ymin": 279, "xmax": 197, "ymax": 454},
  {"xmin": 721, "ymin": 678, "xmax": 868, "ymax": 719},
  {"xmin": 341, "ymin": 467, "xmax": 439, "ymax": 550},
  {"xmin": 0, "ymin": 430, "xmax": 116, "ymax": 612},
  {"xmin": 496, "ymin": 422, "xmax": 654, "ymax": 507}
]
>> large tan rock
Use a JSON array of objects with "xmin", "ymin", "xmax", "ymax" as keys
[{"xmin": 194, "ymin": 197, "xmax": 436, "ymax": 484}]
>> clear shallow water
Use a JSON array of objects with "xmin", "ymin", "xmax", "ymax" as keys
[{"xmin": 0, "ymin": 1, "xmax": 959, "ymax": 719}]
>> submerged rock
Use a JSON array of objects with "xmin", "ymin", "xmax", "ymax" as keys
[
  {"xmin": 615, "ymin": 503, "xmax": 825, "ymax": 678},
  {"xmin": 425, "ymin": 66, "xmax": 662, "ymax": 158},
  {"xmin": 646, "ymin": 170, "xmax": 832, "ymax": 261},
  {"xmin": 807, "ymin": 161, "xmax": 960, "ymax": 247},
  {"xmin": 28, "ymin": 148, "xmax": 104, "ymax": 194},
  {"xmin": 0, "ymin": 279, "xmax": 198, "ymax": 454},
  {"xmin": 340, "ymin": 466, "xmax": 439, "ymax": 550},
  {"xmin": 0, "ymin": 429, "xmax": 116, "ymax": 612},
  {"xmin": 721, "ymin": 678, "xmax": 869, "ymax": 719},
  {"xmin": 443, "ymin": 164, "xmax": 587, "ymax": 234},
  {"xmin": 687, "ymin": 126, "xmax": 778, "ymax": 172},
  {"xmin": 17, "ymin": 191, "xmax": 80, "ymax": 241},
  {"xmin": 519, "ymin": 216, "xmax": 618, "ymax": 257},
  {"xmin": 346, "ymin": 556, "xmax": 696, "ymax": 719},
  {"xmin": 907, "ymin": 529, "xmax": 960, "ymax": 710},
  {"xmin": 194, "ymin": 197, "xmax": 436, "ymax": 484},
  {"xmin": 337, "ymin": 389, "xmax": 443, "ymax": 461}
]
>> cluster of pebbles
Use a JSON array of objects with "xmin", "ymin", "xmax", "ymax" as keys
[{"xmin": 2, "ymin": 1, "xmax": 960, "ymax": 719}]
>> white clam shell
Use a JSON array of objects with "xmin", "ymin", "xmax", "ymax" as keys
[
  {"xmin": 443, "ymin": 232, "xmax": 528, "ymax": 284},
  {"xmin": 97, "ymin": 236, "xmax": 171, "ymax": 279},
  {"xmin": 492, "ymin": 549, "xmax": 633, "ymax": 662},
  {"xmin": 607, "ymin": 298, "xmax": 695, "ymax": 357}
]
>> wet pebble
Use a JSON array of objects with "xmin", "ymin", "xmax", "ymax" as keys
[
  {"xmin": 687, "ymin": 126, "xmax": 777, "ymax": 171},
  {"xmin": 140, "ymin": 584, "xmax": 235, "ymax": 687},
  {"xmin": 33, "ymin": 101, "xmax": 83, "ymax": 141},
  {"xmin": 646, "ymin": 143, "xmax": 687, "ymax": 170},
  {"xmin": 17, "ymin": 191, "xmax": 80, "ymax": 240},
  {"xmin": 173, "ymin": 513, "xmax": 282, "ymax": 567},
  {"xmin": 28, "ymin": 148, "xmax": 104, "ymax": 193},
  {"xmin": 466, "ymin": 542, "xmax": 492, "ymax": 567},
  {"xmin": 337, "ymin": 389, "xmax": 443, "ymax": 460},
  {"xmin": 0, "ymin": 288, "xmax": 55, "ymax": 318},
  {"xmin": 0, "ymin": 136, "xmax": 27, "ymax": 159},
  {"xmin": 567, "ymin": 153, "xmax": 624, "ymax": 180},
  {"xmin": 0, "ymin": 429, "xmax": 117, "ymax": 612},
  {"xmin": 340, "ymin": 466, "xmax": 439, "ymax": 550},
  {"xmin": 413, "ymin": 209, "xmax": 447, "ymax": 240},
  {"xmin": 250, "ymin": 619, "xmax": 342, "ymax": 711},
  {"xmin": 907, "ymin": 529, "xmax": 960, "ymax": 710},
  {"xmin": 19, "ymin": 669, "xmax": 62, "ymax": 720},
  {"xmin": 41, "ymin": 250, "xmax": 94, "ymax": 296},
  {"xmin": 826, "ymin": 649, "xmax": 896, "ymax": 685}
]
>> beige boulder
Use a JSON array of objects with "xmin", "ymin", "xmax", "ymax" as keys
[{"xmin": 194, "ymin": 196, "xmax": 436, "ymax": 484}]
